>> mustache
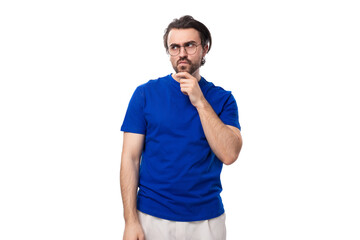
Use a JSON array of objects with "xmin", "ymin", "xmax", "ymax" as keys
[{"xmin": 177, "ymin": 58, "xmax": 191, "ymax": 65}]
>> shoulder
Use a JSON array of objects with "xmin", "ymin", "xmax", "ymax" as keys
[
  {"xmin": 138, "ymin": 74, "xmax": 170, "ymax": 90},
  {"xmin": 202, "ymin": 77, "xmax": 233, "ymax": 102},
  {"xmin": 130, "ymin": 75, "xmax": 170, "ymax": 99}
]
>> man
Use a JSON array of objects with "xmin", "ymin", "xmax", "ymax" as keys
[{"xmin": 120, "ymin": 15, "xmax": 242, "ymax": 240}]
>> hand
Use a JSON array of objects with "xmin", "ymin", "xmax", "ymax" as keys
[
  {"xmin": 175, "ymin": 72, "xmax": 206, "ymax": 108},
  {"xmin": 123, "ymin": 222, "xmax": 145, "ymax": 240}
]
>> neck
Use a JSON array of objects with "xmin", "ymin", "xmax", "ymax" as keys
[{"xmin": 192, "ymin": 70, "xmax": 201, "ymax": 81}]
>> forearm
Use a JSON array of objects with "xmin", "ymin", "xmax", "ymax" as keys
[
  {"xmin": 196, "ymin": 97, "xmax": 242, "ymax": 165},
  {"xmin": 120, "ymin": 153, "xmax": 140, "ymax": 224}
]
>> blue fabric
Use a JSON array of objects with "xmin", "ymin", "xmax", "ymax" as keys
[{"xmin": 121, "ymin": 74, "xmax": 241, "ymax": 221}]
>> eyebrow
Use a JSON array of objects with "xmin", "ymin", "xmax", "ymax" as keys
[{"xmin": 169, "ymin": 40, "xmax": 197, "ymax": 47}]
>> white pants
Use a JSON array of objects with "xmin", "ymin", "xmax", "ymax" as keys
[{"xmin": 138, "ymin": 211, "xmax": 226, "ymax": 240}]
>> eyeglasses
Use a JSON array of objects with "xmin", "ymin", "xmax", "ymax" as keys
[{"xmin": 168, "ymin": 42, "xmax": 200, "ymax": 56}]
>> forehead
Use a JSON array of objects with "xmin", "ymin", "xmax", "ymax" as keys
[{"xmin": 167, "ymin": 28, "xmax": 201, "ymax": 45}]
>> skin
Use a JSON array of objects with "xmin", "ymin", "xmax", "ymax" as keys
[
  {"xmin": 169, "ymin": 28, "xmax": 204, "ymax": 79},
  {"xmin": 121, "ymin": 28, "xmax": 243, "ymax": 240},
  {"xmin": 121, "ymin": 132, "xmax": 145, "ymax": 240}
]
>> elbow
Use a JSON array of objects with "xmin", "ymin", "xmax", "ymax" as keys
[
  {"xmin": 222, "ymin": 151, "xmax": 239, "ymax": 165},
  {"xmin": 223, "ymin": 140, "xmax": 242, "ymax": 166},
  {"xmin": 223, "ymin": 157, "xmax": 236, "ymax": 166}
]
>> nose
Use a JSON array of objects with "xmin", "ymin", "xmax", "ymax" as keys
[{"xmin": 179, "ymin": 46, "xmax": 188, "ymax": 57}]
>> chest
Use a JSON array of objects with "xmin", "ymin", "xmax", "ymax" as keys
[{"xmin": 144, "ymin": 89, "xmax": 203, "ymax": 136}]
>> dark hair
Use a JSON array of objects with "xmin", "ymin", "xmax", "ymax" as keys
[{"xmin": 163, "ymin": 15, "xmax": 212, "ymax": 65}]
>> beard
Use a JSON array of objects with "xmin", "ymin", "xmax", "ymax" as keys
[{"xmin": 172, "ymin": 57, "xmax": 201, "ymax": 75}]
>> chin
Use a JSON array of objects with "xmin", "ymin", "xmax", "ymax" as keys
[{"xmin": 177, "ymin": 66, "xmax": 189, "ymax": 73}]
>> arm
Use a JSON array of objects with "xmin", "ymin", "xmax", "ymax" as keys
[
  {"xmin": 120, "ymin": 132, "xmax": 145, "ymax": 240},
  {"xmin": 196, "ymin": 100, "xmax": 242, "ymax": 165},
  {"xmin": 175, "ymin": 72, "xmax": 242, "ymax": 165}
]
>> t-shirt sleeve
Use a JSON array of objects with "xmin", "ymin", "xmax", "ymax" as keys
[
  {"xmin": 219, "ymin": 93, "xmax": 241, "ymax": 131},
  {"xmin": 120, "ymin": 85, "xmax": 146, "ymax": 134}
]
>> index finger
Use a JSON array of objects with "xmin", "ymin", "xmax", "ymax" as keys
[{"xmin": 175, "ymin": 72, "xmax": 191, "ymax": 79}]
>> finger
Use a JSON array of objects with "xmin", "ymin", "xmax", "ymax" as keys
[
  {"xmin": 181, "ymin": 89, "xmax": 188, "ymax": 95},
  {"xmin": 180, "ymin": 79, "xmax": 191, "ymax": 84},
  {"xmin": 180, "ymin": 84, "xmax": 193, "ymax": 91},
  {"xmin": 180, "ymin": 86, "xmax": 189, "ymax": 95},
  {"xmin": 175, "ymin": 72, "xmax": 191, "ymax": 79}
]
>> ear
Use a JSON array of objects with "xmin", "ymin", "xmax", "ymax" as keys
[{"xmin": 202, "ymin": 44, "xmax": 209, "ymax": 57}]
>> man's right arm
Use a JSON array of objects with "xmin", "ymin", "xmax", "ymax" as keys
[{"xmin": 120, "ymin": 132, "xmax": 145, "ymax": 240}]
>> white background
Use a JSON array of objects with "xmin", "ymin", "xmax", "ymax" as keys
[{"xmin": 1, "ymin": 0, "xmax": 359, "ymax": 239}]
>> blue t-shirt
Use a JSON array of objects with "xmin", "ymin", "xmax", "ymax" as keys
[{"xmin": 121, "ymin": 74, "xmax": 241, "ymax": 221}]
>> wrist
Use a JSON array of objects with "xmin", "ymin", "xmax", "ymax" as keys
[
  {"xmin": 195, "ymin": 96, "xmax": 208, "ymax": 110},
  {"xmin": 125, "ymin": 218, "xmax": 140, "ymax": 225},
  {"xmin": 124, "ymin": 212, "xmax": 140, "ymax": 225}
]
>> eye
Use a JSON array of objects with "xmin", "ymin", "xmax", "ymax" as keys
[
  {"xmin": 170, "ymin": 45, "xmax": 179, "ymax": 50},
  {"xmin": 185, "ymin": 43, "xmax": 194, "ymax": 48}
]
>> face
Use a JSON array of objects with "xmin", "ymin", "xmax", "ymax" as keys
[{"xmin": 167, "ymin": 28, "xmax": 208, "ymax": 75}]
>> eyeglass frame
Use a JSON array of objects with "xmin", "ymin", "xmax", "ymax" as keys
[{"xmin": 167, "ymin": 41, "xmax": 201, "ymax": 56}]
